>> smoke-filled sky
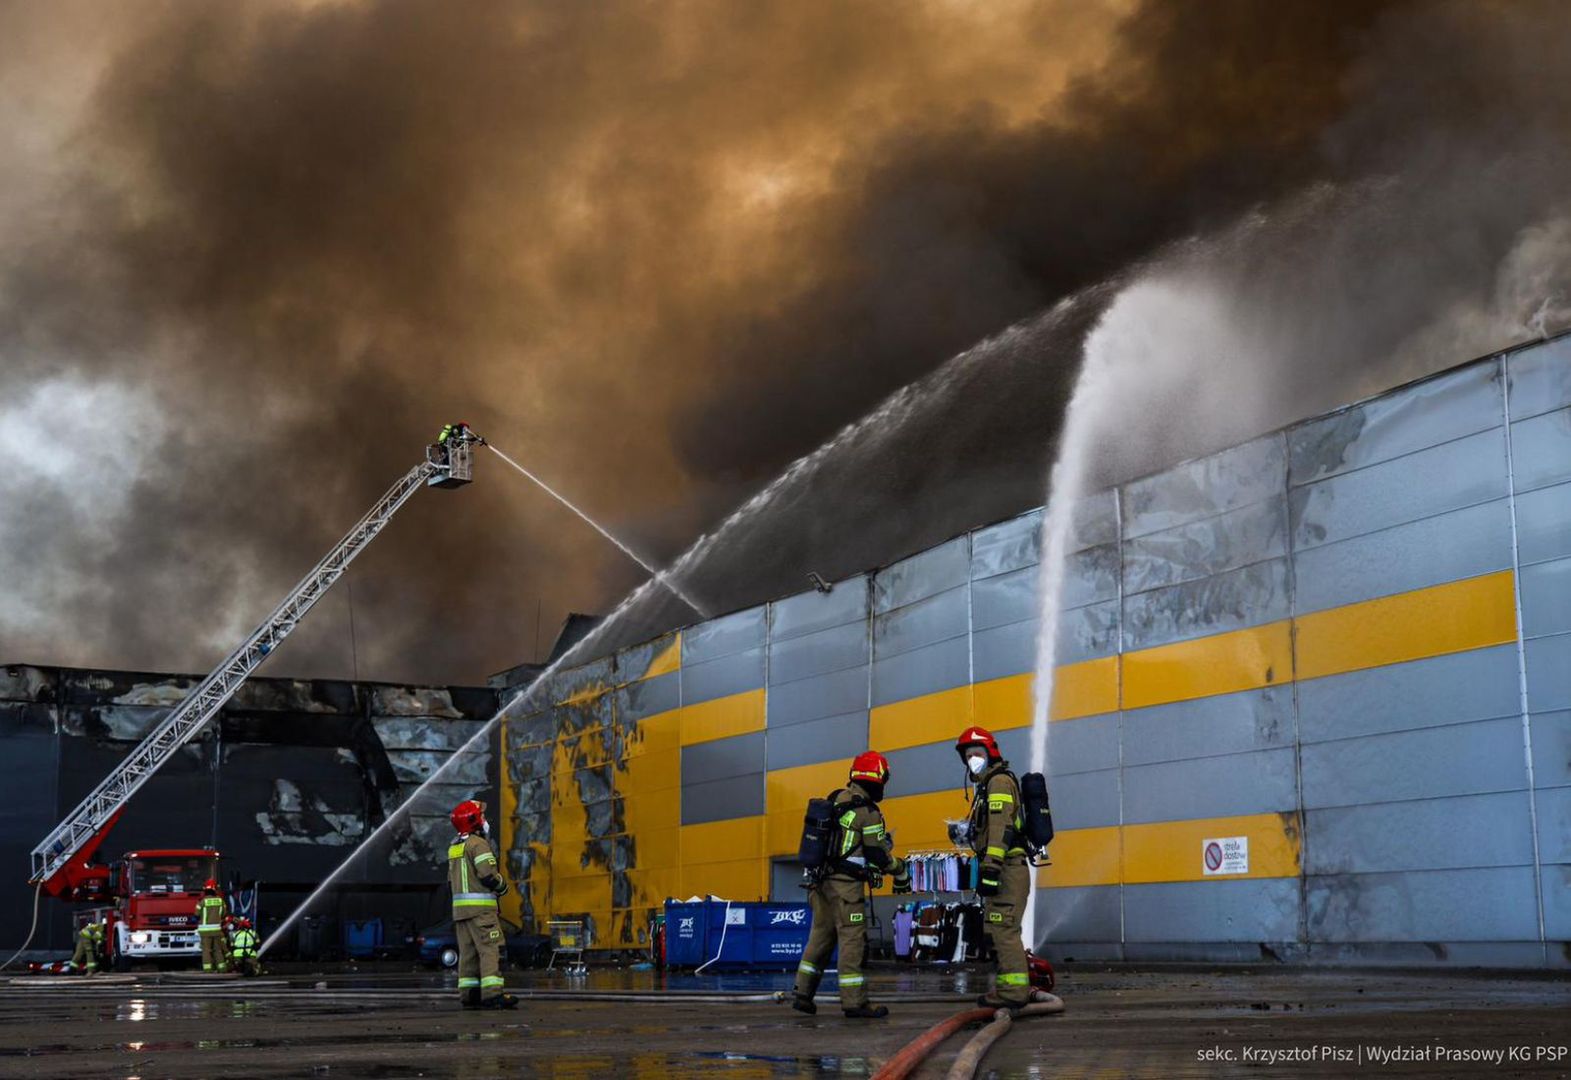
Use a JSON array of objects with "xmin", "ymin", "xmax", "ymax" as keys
[{"xmin": 2, "ymin": 0, "xmax": 1567, "ymax": 685}]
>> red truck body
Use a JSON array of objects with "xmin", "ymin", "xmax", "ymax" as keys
[{"xmin": 71, "ymin": 849, "xmax": 221, "ymax": 968}]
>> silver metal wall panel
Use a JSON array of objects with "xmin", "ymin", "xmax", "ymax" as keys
[
  {"xmin": 971, "ymin": 566, "xmax": 1036, "ymax": 630},
  {"xmin": 769, "ymin": 576, "xmax": 869, "ymax": 640},
  {"xmin": 883, "ymin": 740, "xmax": 969, "ymax": 799},
  {"xmin": 768, "ymin": 665, "xmax": 867, "ymax": 727},
  {"xmin": 1507, "ymin": 336, "xmax": 1571, "ymax": 419},
  {"xmin": 1520, "ymin": 558, "xmax": 1571, "ymax": 638},
  {"xmin": 1530, "ymin": 711, "xmax": 1571, "ymax": 788},
  {"xmin": 682, "ymin": 605, "xmax": 767, "ymax": 665},
  {"xmin": 872, "ymin": 586, "xmax": 968, "ymax": 658},
  {"xmin": 1531, "ymin": 786, "xmax": 1570, "ymax": 864},
  {"xmin": 614, "ymin": 672, "xmax": 680, "ymax": 725},
  {"xmin": 682, "ymin": 732, "xmax": 765, "ymax": 785},
  {"xmin": 1123, "ymin": 688, "xmax": 1295, "ymax": 767},
  {"xmin": 1297, "ymin": 646, "xmax": 1520, "ymax": 743},
  {"xmin": 681, "ymin": 646, "xmax": 765, "ymax": 706},
  {"xmin": 1053, "ymin": 601, "xmax": 1118, "ymax": 665},
  {"xmin": 1060, "ymin": 544, "xmax": 1119, "ymax": 609},
  {"xmin": 1122, "ymin": 557, "xmax": 1291, "ymax": 651},
  {"xmin": 1291, "ymin": 427, "xmax": 1507, "ymax": 551},
  {"xmin": 1291, "ymin": 499, "xmax": 1513, "ymax": 613},
  {"xmin": 1542, "ymin": 863, "xmax": 1571, "ymax": 940},
  {"xmin": 767, "ymin": 620, "xmax": 868, "ymax": 685},
  {"xmin": 1304, "ymin": 791, "xmax": 1536, "ymax": 874},
  {"xmin": 1300, "ymin": 717, "xmax": 1528, "ymax": 810},
  {"xmin": 1122, "ymin": 748, "xmax": 1297, "ymax": 825},
  {"xmin": 1289, "ymin": 362, "xmax": 1502, "ymax": 486},
  {"xmin": 994, "ymin": 727, "xmax": 1033, "ymax": 768},
  {"xmin": 1509, "ymin": 408, "xmax": 1571, "ymax": 493},
  {"xmin": 681, "ymin": 773, "xmax": 765, "ymax": 825},
  {"xmin": 766, "ymin": 712, "xmax": 868, "ymax": 771},
  {"xmin": 1049, "ymin": 768, "xmax": 1120, "ymax": 830},
  {"xmin": 972, "ymin": 620, "xmax": 1037, "ymax": 683},
  {"xmin": 1045, "ymin": 713, "xmax": 1120, "ymax": 775},
  {"xmin": 1306, "ymin": 867, "xmax": 1540, "ymax": 941},
  {"xmin": 1514, "ymin": 481, "xmax": 1571, "ymax": 565},
  {"xmin": 1122, "ymin": 434, "xmax": 1286, "ymax": 540},
  {"xmin": 1073, "ymin": 491, "xmax": 1119, "ymax": 552},
  {"xmin": 971, "ymin": 511, "xmax": 1041, "ymax": 578},
  {"xmin": 1124, "ymin": 495, "xmax": 1286, "ymax": 594},
  {"xmin": 872, "ymin": 537, "xmax": 969, "ymax": 615},
  {"xmin": 1525, "ymin": 633, "xmax": 1571, "ymax": 712},
  {"xmin": 1124, "ymin": 879, "xmax": 1300, "ymax": 942},
  {"xmin": 871, "ymin": 637, "xmax": 970, "ymax": 707},
  {"xmin": 1034, "ymin": 885, "xmax": 1122, "ymax": 942}
]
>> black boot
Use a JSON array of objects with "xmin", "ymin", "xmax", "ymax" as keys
[
  {"xmin": 976, "ymin": 994, "xmax": 1027, "ymax": 1012},
  {"xmin": 479, "ymin": 992, "xmax": 519, "ymax": 1010},
  {"xmin": 791, "ymin": 994, "xmax": 817, "ymax": 1015},
  {"xmin": 461, "ymin": 988, "xmax": 481, "ymax": 1009},
  {"xmin": 842, "ymin": 1004, "xmax": 889, "ymax": 1019}
]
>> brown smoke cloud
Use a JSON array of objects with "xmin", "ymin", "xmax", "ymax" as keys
[{"xmin": 3, "ymin": 0, "xmax": 1559, "ymax": 684}]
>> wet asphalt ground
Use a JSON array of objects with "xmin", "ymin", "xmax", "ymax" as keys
[{"xmin": 0, "ymin": 964, "xmax": 1567, "ymax": 1078}]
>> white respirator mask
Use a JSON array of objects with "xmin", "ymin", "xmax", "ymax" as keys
[{"xmin": 967, "ymin": 754, "xmax": 987, "ymax": 776}]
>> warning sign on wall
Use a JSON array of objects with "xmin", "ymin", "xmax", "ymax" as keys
[{"xmin": 1202, "ymin": 836, "xmax": 1249, "ymax": 876}]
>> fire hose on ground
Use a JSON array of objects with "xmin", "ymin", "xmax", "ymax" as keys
[{"xmin": 869, "ymin": 990, "xmax": 1065, "ymax": 1080}]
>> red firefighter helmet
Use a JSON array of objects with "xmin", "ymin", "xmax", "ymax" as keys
[
  {"xmin": 955, "ymin": 726, "xmax": 1002, "ymax": 762},
  {"xmin": 236, "ymin": 918, "xmax": 253, "ymax": 930},
  {"xmin": 849, "ymin": 751, "xmax": 890, "ymax": 787},
  {"xmin": 450, "ymin": 799, "xmax": 486, "ymax": 835},
  {"xmin": 203, "ymin": 878, "xmax": 218, "ymax": 893}
]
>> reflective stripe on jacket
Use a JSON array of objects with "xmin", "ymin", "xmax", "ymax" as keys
[
  {"xmin": 448, "ymin": 833, "xmax": 503, "ymax": 918},
  {"xmin": 197, "ymin": 895, "xmax": 227, "ymax": 932}
]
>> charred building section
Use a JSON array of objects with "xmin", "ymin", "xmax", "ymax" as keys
[{"xmin": 0, "ymin": 665, "xmax": 499, "ymax": 955}]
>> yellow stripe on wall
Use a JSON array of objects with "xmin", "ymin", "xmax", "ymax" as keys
[
  {"xmin": 1122, "ymin": 621, "xmax": 1292, "ymax": 710},
  {"xmin": 641, "ymin": 634, "xmax": 682, "ymax": 680},
  {"xmin": 679, "ymin": 689, "xmax": 766, "ymax": 746},
  {"xmin": 1037, "ymin": 812, "xmax": 1302, "ymax": 888},
  {"xmin": 1050, "ymin": 655, "xmax": 1120, "ymax": 720},
  {"xmin": 1296, "ymin": 570, "xmax": 1516, "ymax": 681},
  {"xmin": 870, "ymin": 684, "xmax": 971, "ymax": 751}
]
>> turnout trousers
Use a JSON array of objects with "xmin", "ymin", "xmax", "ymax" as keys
[
  {"xmin": 984, "ymin": 857, "xmax": 1031, "ymax": 1005},
  {"xmin": 455, "ymin": 909, "xmax": 505, "ymax": 1004},
  {"xmin": 793, "ymin": 875, "xmax": 869, "ymax": 1008}
]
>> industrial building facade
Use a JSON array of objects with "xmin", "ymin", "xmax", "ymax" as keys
[{"xmin": 501, "ymin": 334, "xmax": 1570, "ymax": 966}]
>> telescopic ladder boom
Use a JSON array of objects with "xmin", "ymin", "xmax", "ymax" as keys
[{"xmin": 29, "ymin": 432, "xmax": 481, "ymax": 886}]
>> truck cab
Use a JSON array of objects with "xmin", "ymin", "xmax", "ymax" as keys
[{"xmin": 101, "ymin": 849, "xmax": 220, "ymax": 968}]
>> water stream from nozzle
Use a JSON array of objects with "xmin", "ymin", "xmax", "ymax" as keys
[{"xmin": 485, "ymin": 443, "xmax": 709, "ymax": 618}]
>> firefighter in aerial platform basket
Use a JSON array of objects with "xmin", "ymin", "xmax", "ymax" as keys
[
  {"xmin": 196, "ymin": 879, "xmax": 230, "ymax": 973},
  {"xmin": 792, "ymin": 751, "xmax": 911, "ymax": 1019},
  {"xmin": 448, "ymin": 799, "xmax": 518, "ymax": 1010}
]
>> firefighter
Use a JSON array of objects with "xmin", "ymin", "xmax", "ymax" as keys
[
  {"xmin": 448, "ymin": 799, "xmax": 517, "ymax": 1010},
  {"xmin": 956, "ymin": 726, "xmax": 1030, "ymax": 1010},
  {"xmin": 69, "ymin": 919, "xmax": 104, "ymax": 975},
  {"xmin": 792, "ymin": 751, "xmax": 911, "ymax": 1019},
  {"xmin": 196, "ymin": 879, "xmax": 229, "ymax": 973},
  {"xmin": 228, "ymin": 918, "xmax": 261, "ymax": 977}
]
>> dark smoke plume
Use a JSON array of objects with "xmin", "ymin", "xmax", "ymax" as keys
[{"xmin": 1, "ymin": 0, "xmax": 1564, "ymax": 682}]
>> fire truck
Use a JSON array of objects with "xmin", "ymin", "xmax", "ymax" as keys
[
  {"xmin": 24, "ymin": 430, "xmax": 482, "ymax": 966},
  {"xmin": 59, "ymin": 842, "xmax": 221, "ymax": 969}
]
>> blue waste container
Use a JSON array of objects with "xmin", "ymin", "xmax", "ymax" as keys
[
  {"xmin": 343, "ymin": 917, "xmax": 383, "ymax": 959},
  {"xmin": 662, "ymin": 899, "xmax": 812, "ymax": 970}
]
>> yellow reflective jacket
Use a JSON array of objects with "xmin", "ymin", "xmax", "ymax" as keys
[{"xmin": 448, "ymin": 833, "xmax": 503, "ymax": 920}]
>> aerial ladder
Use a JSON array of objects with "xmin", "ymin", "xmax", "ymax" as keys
[{"xmin": 28, "ymin": 426, "xmax": 485, "ymax": 895}]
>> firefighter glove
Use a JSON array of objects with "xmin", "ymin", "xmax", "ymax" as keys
[
  {"xmin": 491, "ymin": 879, "xmax": 510, "ymax": 898},
  {"xmin": 892, "ymin": 868, "xmax": 912, "ymax": 895},
  {"xmin": 977, "ymin": 862, "xmax": 1002, "ymax": 897}
]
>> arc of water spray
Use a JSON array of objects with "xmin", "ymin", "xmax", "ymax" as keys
[
  {"xmin": 265, "ymin": 303, "xmax": 1097, "ymax": 955},
  {"xmin": 485, "ymin": 443, "xmax": 709, "ymax": 618},
  {"xmin": 259, "ymin": 570, "xmax": 674, "ymax": 956}
]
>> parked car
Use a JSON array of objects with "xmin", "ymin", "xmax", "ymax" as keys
[{"xmin": 413, "ymin": 920, "xmax": 552, "ymax": 970}]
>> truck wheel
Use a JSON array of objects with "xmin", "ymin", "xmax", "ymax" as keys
[{"xmin": 111, "ymin": 950, "xmax": 131, "ymax": 973}]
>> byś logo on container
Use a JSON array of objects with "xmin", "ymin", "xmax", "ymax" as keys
[{"xmin": 769, "ymin": 909, "xmax": 807, "ymax": 926}]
